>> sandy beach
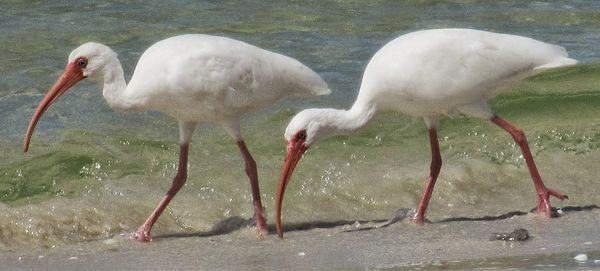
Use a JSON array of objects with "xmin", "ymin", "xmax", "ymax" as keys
[{"xmin": 2, "ymin": 206, "xmax": 599, "ymax": 270}]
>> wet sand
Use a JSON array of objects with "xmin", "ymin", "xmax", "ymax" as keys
[{"xmin": 2, "ymin": 206, "xmax": 600, "ymax": 270}]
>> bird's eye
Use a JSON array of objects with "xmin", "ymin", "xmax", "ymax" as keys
[
  {"xmin": 297, "ymin": 130, "xmax": 307, "ymax": 141},
  {"xmin": 77, "ymin": 58, "xmax": 88, "ymax": 68}
]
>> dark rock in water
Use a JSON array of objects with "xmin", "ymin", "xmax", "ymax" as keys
[{"xmin": 489, "ymin": 228, "xmax": 529, "ymax": 241}]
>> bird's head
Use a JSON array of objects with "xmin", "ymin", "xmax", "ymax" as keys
[
  {"xmin": 67, "ymin": 42, "xmax": 117, "ymax": 81},
  {"xmin": 275, "ymin": 108, "xmax": 342, "ymax": 238},
  {"xmin": 23, "ymin": 42, "xmax": 117, "ymax": 152}
]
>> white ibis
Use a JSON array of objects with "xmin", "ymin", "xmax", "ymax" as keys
[
  {"xmin": 23, "ymin": 34, "xmax": 330, "ymax": 241},
  {"xmin": 275, "ymin": 28, "xmax": 577, "ymax": 238}
]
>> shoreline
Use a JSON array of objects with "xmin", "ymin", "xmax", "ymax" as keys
[{"xmin": 2, "ymin": 206, "xmax": 600, "ymax": 270}]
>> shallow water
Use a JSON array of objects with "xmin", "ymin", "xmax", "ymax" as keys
[{"xmin": 1, "ymin": 1, "xmax": 600, "ymax": 250}]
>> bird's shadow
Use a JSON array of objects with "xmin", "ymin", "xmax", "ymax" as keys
[
  {"xmin": 153, "ymin": 204, "xmax": 599, "ymax": 239},
  {"xmin": 154, "ymin": 216, "xmax": 257, "ymax": 239}
]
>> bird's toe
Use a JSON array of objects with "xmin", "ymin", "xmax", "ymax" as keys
[{"xmin": 130, "ymin": 229, "xmax": 152, "ymax": 242}]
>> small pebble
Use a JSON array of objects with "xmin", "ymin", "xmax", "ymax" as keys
[
  {"xmin": 490, "ymin": 228, "xmax": 529, "ymax": 241},
  {"xmin": 584, "ymin": 241, "xmax": 593, "ymax": 245},
  {"xmin": 298, "ymin": 252, "xmax": 306, "ymax": 256},
  {"xmin": 574, "ymin": 253, "xmax": 588, "ymax": 262},
  {"xmin": 38, "ymin": 255, "xmax": 44, "ymax": 259},
  {"xmin": 69, "ymin": 256, "xmax": 78, "ymax": 260}
]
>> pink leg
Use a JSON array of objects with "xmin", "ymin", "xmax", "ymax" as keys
[
  {"xmin": 132, "ymin": 143, "xmax": 190, "ymax": 242},
  {"xmin": 237, "ymin": 140, "xmax": 268, "ymax": 235},
  {"xmin": 491, "ymin": 115, "xmax": 567, "ymax": 217},
  {"xmin": 412, "ymin": 128, "xmax": 442, "ymax": 225}
]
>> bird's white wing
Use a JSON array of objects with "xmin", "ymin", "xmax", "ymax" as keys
[
  {"xmin": 127, "ymin": 34, "xmax": 328, "ymax": 121},
  {"xmin": 358, "ymin": 29, "xmax": 576, "ymax": 117}
]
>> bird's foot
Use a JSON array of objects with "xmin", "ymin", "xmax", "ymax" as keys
[
  {"xmin": 410, "ymin": 209, "xmax": 426, "ymax": 225},
  {"xmin": 254, "ymin": 206, "xmax": 269, "ymax": 236},
  {"xmin": 130, "ymin": 227, "xmax": 153, "ymax": 242},
  {"xmin": 534, "ymin": 188, "xmax": 568, "ymax": 218}
]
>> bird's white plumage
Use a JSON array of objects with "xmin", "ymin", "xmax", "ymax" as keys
[
  {"xmin": 357, "ymin": 28, "xmax": 577, "ymax": 120},
  {"xmin": 122, "ymin": 34, "xmax": 330, "ymax": 123},
  {"xmin": 68, "ymin": 34, "xmax": 329, "ymax": 129}
]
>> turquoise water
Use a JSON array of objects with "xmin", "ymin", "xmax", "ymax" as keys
[{"xmin": 1, "ymin": 1, "xmax": 600, "ymax": 250}]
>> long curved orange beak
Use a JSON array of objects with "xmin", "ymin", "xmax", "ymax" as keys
[
  {"xmin": 23, "ymin": 62, "xmax": 85, "ymax": 152},
  {"xmin": 275, "ymin": 138, "xmax": 309, "ymax": 238}
]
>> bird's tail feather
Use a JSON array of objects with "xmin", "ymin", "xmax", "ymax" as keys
[
  {"xmin": 311, "ymin": 86, "xmax": 332, "ymax": 96},
  {"xmin": 535, "ymin": 57, "xmax": 578, "ymax": 71}
]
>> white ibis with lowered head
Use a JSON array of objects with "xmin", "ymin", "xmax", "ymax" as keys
[
  {"xmin": 275, "ymin": 28, "xmax": 576, "ymax": 238},
  {"xmin": 23, "ymin": 34, "xmax": 330, "ymax": 241}
]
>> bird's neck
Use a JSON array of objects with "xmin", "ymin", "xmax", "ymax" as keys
[
  {"xmin": 100, "ymin": 57, "xmax": 138, "ymax": 112},
  {"xmin": 344, "ymin": 101, "xmax": 377, "ymax": 131},
  {"xmin": 320, "ymin": 101, "xmax": 377, "ymax": 138}
]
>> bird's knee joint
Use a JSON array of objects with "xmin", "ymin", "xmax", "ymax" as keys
[{"xmin": 512, "ymin": 129, "xmax": 527, "ymax": 143}]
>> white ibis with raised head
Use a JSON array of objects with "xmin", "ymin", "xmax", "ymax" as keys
[
  {"xmin": 275, "ymin": 28, "xmax": 576, "ymax": 238},
  {"xmin": 23, "ymin": 34, "xmax": 330, "ymax": 241}
]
